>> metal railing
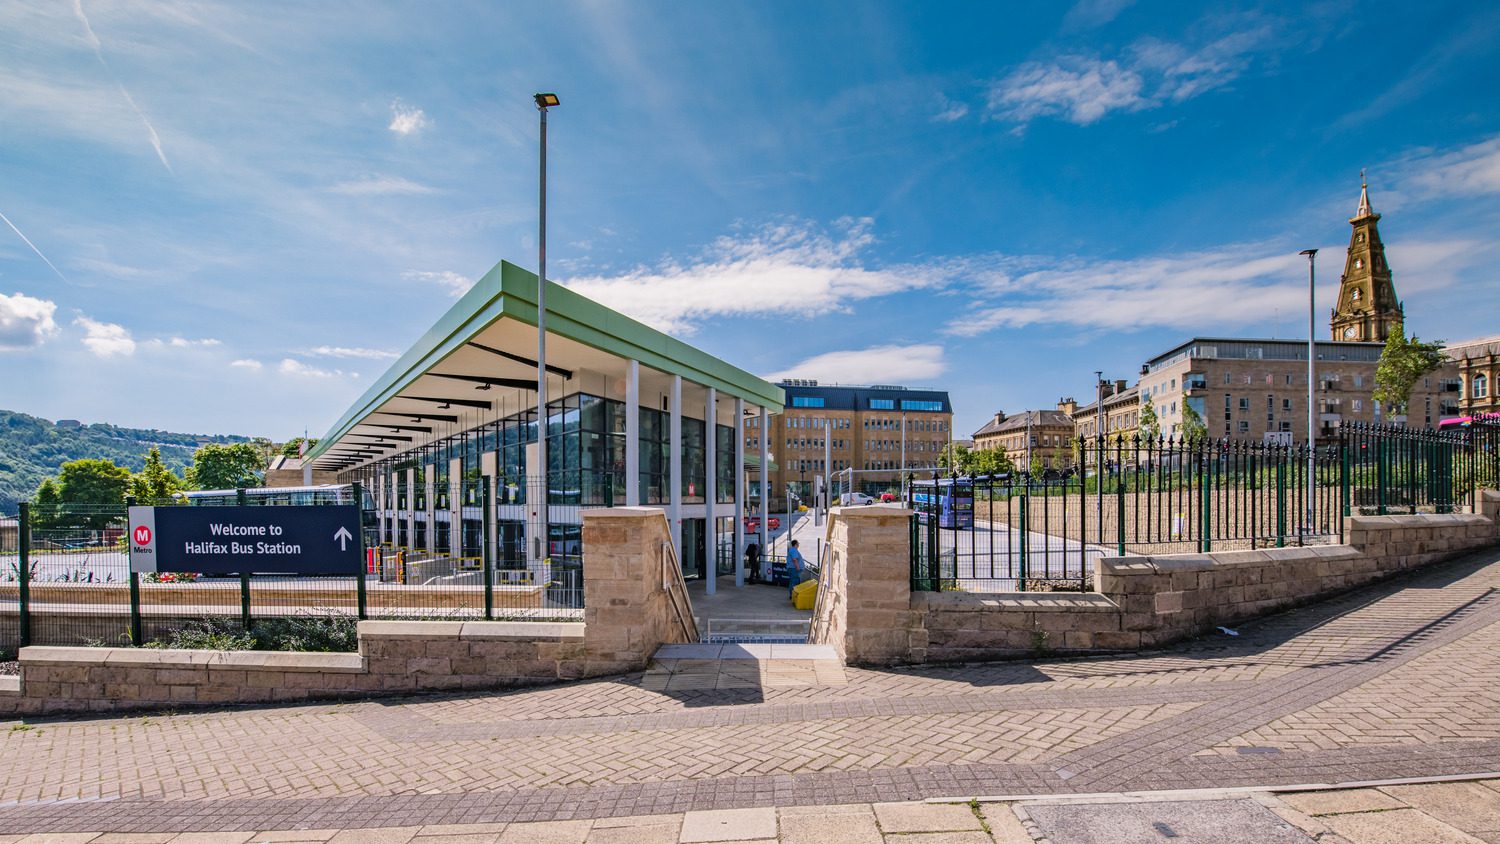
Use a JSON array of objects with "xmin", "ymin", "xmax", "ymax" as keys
[{"xmin": 909, "ymin": 422, "xmax": 1487, "ymax": 594}]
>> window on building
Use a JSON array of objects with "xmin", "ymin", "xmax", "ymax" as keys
[
  {"xmin": 1283, "ymin": 398, "xmax": 1293, "ymax": 411},
  {"xmin": 1353, "ymin": 399, "xmax": 1363, "ymax": 413},
  {"xmin": 1353, "ymin": 375, "xmax": 1364, "ymax": 388},
  {"xmin": 1238, "ymin": 421, "xmax": 1249, "ymax": 433},
  {"xmin": 1280, "ymin": 422, "xmax": 1293, "ymax": 432},
  {"xmin": 870, "ymin": 399, "xmax": 895, "ymax": 410},
  {"xmin": 1475, "ymin": 374, "xmax": 1490, "ymax": 399},
  {"xmin": 1238, "ymin": 397, "xmax": 1249, "ymax": 411},
  {"xmin": 901, "ymin": 400, "xmax": 944, "ymax": 411}
]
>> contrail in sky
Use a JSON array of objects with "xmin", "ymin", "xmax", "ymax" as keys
[
  {"xmin": 0, "ymin": 208, "xmax": 68, "ymax": 282},
  {"xmin": 74, "ymin": 0, "xmax": 173, "ymax": 173}
]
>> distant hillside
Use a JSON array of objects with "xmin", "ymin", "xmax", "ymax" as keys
[{"xmin": 0, "ymin": 410, "xmax": 254, "ymax": 515}]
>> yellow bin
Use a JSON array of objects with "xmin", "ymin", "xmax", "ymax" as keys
[{"xmin": 792, "ymin": 578, "xmax": 818, "ymax": 610}]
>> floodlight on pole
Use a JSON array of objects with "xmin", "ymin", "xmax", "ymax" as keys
[{"xmin": 535, "ymin": 92, "xmax": 559, "ymax": 562}]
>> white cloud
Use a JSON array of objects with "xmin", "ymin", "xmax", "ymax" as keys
[
  {"xmin": 561, "ymin": 218, "xmax": 952, "ymax": 335},
  {"xmin": 230, "ymin": 358, "xmax": 263, "ymax": 370},
  {"xmin": 0, "ymin": 292, "xmax": 59, "ymax": 350},
  {"xmin": 278, "ymin": 358, "xmax": 345, "ymax": 378},
  {"xmin": 328, "ymin": 175, "xmax": 439, "ymax": 196},
  {"xmin": 988, "ymin": 58, "xmax": 1146, "ymax": 126},
  {"xmin": 987, "ymin": 21, "xmax": 1273, "ymax": 126},
  {"xmin": 767, "ymin": 344, "xmax": 948, "ymax": 385},
  {"xmin": 932, "ymin": 97, "xmax": 969, "ymax": 123},
  {"xmin": 144, "ymin": 336, "xmax": 221, "ymax": 350},
  {"xmin": 1395, "ymin": 137, "xmax": 1500, "ymax": 199},
  {"xmin": 402, "ymin": 270, "xmax": 473, "ymax": 297},
  {"xmin": 75, "ymin": 316, "xmax": 136, "ymax": 357},
  {"xmin": 388, "ymin": 99, "xmax": 429, "ymax": 136},
  {"xmin": 1062, "ymin": 0, "xmax": 1136, "ymax": 30},
  {"xmin": 305, "ymin": 345, "xmax": 397, "ymax": 360}
]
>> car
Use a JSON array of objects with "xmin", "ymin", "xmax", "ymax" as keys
[
  {"xmin": 879, "ymin": 492, "xmax": 899, "ymax": 503},
  {"xmin": 743, "ymin": 516, "xmax": 783, "ymax": 531},
  {"xmin": 839, "ymin": 492, "xmax": 875, "ymax": 506}
]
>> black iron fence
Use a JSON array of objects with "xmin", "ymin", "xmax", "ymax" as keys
[{"xmin": 910, "ymin": 421, "xmax": 1486, "ymax": 594}]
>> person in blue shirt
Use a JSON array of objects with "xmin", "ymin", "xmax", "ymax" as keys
[{"xmin": 786, "ymin": 539, "xmax": 806, "ymax": 598}]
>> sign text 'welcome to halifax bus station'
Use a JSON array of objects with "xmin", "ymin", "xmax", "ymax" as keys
[{"xmin": 128, "ymin": 505, "xmax": 363, "ymax": 575}]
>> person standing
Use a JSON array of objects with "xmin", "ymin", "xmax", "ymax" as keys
[
  {"xmin": 745, "ymin": 542, "xmax": 761, "ymax": 583},
  {"xmin": 786, "ymin": 539, "xmax": 806, "ymax": 598}
]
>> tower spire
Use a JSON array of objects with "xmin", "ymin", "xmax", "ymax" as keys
[{"xmin": 1354, "ymin": 169, "xmax": 1373, "ymax": 219}]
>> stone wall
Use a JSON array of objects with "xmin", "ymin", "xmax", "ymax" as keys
[
  {"xmin": 821, "ymin": 491, "xmax": 1500, "ymax": 665},
  {"xmin": 0, "ymin": 507, "xmax": 692, "ymax": 717}
]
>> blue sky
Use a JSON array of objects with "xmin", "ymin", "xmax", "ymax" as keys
[{"xmin": 1, "ymin": 0, "xmax": 1497, "ymax": 441}]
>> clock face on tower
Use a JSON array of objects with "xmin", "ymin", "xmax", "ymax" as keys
[{"xmin": 1343, "ymin": 325, "xmax": 1358, "ymax": 339}]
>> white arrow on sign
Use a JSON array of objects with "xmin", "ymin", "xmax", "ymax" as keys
[{"xmin": 333, "ymin": 526, "xmax": 353, "ymax": 551}]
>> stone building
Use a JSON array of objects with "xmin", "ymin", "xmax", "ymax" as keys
[
  {"xmin": 971, "ymin": 401, "xmax": 1077, "ymax": 469},
  {"xmin": 1447, "ymin": 334, "xmax": 1500, "ymax": 418},
  {"xmin": 1330, "ymin": 178, "xmax": 1404, "ymax": 343},
  {"xmin": 748, "ymin": 380, "xmax": 952, "ymax": 500},
  {"xmin": 1072, "ymin": 381, "xmax": 1141, "ymax": 441}
]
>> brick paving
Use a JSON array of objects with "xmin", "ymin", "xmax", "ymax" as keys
[{"xmin": 3, "ymin": 548, "xmax": 1500, "ymax": 835}]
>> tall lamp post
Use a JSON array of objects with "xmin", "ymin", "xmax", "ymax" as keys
[
  {"xmin": 534, "ymin": 92, "xmax": 559, "ymax": 562},
  {"xmin": 1300, "ymin": 248, "xmax": 1318, "ymax": 535}
]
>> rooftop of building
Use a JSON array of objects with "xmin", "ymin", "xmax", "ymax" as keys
[
  {"xmin": 1447, "ymin": 334, "xmax": 1500, "ymax": 359},
  {"xmin": 1146, "ymin": 337, "xmax": 1387, "ymax": 371},
  {"xmin": 972, "ymin": 409, "xmax": 1074, "ymax": 438},
  {"xmin": 1072, "ymin": 385, "xmax": 1142, "ymax": 416},
  {"xmin": 776, "ymin": 380, "xmax": 952, "ymax": 413}
]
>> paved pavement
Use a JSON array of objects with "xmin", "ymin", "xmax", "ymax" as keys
[{"xmin": 5, "ymin": 546, "xmax": 1500, "ymax": 837}]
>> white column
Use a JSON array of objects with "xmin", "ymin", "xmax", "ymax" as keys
[
  {"xmin": 759, "ymin": 406, "xmax": 770, "ymax": 563},
  {"xmin": 625, "ymin": 359, "xmax": 640, "ymax": 506},
  {"xmin": 670, "ymin": 374, "xmax": 682, "ymax": 559},
  {"xmin": 705, "ymin": 386, "xmax": 717, "ymax": 596},
  {"xmin": 734, "ymin": 397, "xmax": 745, "ymax": 588},
  {"xmin": 824, "ymin": 417, "xmax": 832, "ymax": 517}
]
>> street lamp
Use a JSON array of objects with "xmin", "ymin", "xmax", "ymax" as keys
[
  {"xmin": 1300, "ymin": 248, "xmax": 1318, "ymax": 535},
  {"xmin": 534, "ymin": 92, "xmax": 559, "ymax": 563}
]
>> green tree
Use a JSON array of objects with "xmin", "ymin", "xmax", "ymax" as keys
[
  {"xmin": 938, "ymin": 443, "xmax": 975, "ymax": 474},
  {"xmin": 279, "ymin": 437, "xmax": 319, "ymax": 458},
  {"xmin": 31, "ymin": 477, "xmax": 61, "ymax": 530},
  {"xmin": 1374, "ymin": 321, "xmax": 1446, "ymax": 420},
  {"xmin": 1139, "ymin": 395, "xmax": 1161, "ymax": 440},
  {"xmin": 56, "ymin": 458, "xmax": 132, "ymax": 528},
  {"xmin": 131, "ymin": 447, "xmax": 183, "ymax": 501},
  {"xmin": 187, "ymin": 442, "xmax": 264, "ymax": 490},
  {"xmin": 970, "ymin": 446, "xmax": 1014, "ymax": 477},
  {"xmin": 1179, "ymin": 402, "xmax": 1208, "ymax": 441}
]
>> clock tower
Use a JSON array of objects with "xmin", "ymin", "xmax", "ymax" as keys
[{"xmin": 1330, "ymin": 175, "xmax": 1403, "ymax": 342}]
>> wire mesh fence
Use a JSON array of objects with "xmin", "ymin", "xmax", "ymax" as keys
[{"xmin": 4, "ymin": 475, "xmax": 594, "ymax": 653}]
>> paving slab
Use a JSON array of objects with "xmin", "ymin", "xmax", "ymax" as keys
[
  {"xmin": 974, "ymin": 806, "xmax": 1036, "ymax": 844},
  {"xmin": 496, "ymin": 821, "xmax": 592, "ymax": 844},
  {"xmin": 417, "ymin": 824, "xmax": 509, "ymax": 836},
  {"xmin": 679, "ymin": 809, "xmax": 777, "ymax": 843},
  {"xmin": 779, "ymin": 810, "xmax": 882, "ymax": 844},
  {"xmin": 871, "ymin": 803, "xmax": 982, "ymax": 834},
  {"xmin": 165, "ymin": 834, "xmax": 257, "ymax": 843},
  {"xmin": 1380, "ymin": 782, "xmax": 1500, "ymax": 835},
  {"xmin": 328, "ymin": 829, "xmax": 416, "ymax": 844},
  {"xmin": 877, "ymin": 834, "xmax": 989, "ymax": 844},
  {"xmin": 1024, "ymin": 799, "xmax": 1315, "ymax": 844},
  {"xmin": 1321, "ymin": 808, "xmax": 1487, "ymax": 843},
  {"xmin": 410, "ymin": 835, "xmax": 504, "ymax": 844},
  {"xmin": 1279, "ymin": 788, "xmax": 1408, "ymax": 816},
  {"xmin": 89, "ymin": 834, "xmax": 179, "ymax": 844},
  {"xmin": 583, "ymin": 824, "xmax": 678, "ymax": 844}
]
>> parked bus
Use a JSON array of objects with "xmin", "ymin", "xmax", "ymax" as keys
[{"xmin": 909, "ymin": 478, "xmax": 974, "ymax": 530}]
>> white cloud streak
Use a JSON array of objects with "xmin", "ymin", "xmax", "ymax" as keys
[
  {"xmin": 0, "ymin": 207, "xmax": 68, "ymax": 281},
  {"xmin": 0, "ymin": 292, "xmax": 59, "ymax": 350},
  {"xmin": 1395, "ymin": 137, "xmax": 1500, "ymax": 199},
  {"xmin": 73, "ymin": 0, "xmax": 172, "ymax": 172},
  {"xmin": 403, "ymin": 270, "xmax": 473, "ymax": 297},
  {"xmin": 766, "ymin": 344, "xmax": 948, "ymax": 385},
  {"xmin": 305, "ymin": 345, "xmax": 397, "ymax": 360},
  {"xmin": 987, "ymin": 21, "xmax": 1274, "ymax": 126},
  {"xmin": 75, "ymin": 316, "xmax": 135, "ymax": 357},
  {"xmin": 388, "ymin": 99, "xmax": 429, "ymax": 136},
  {"xmin": 278, "ymin": 358, "xmax": 346, "ymax": 378},
  {"xmin": 328, "ymin": 175, "xmax": 439, "ymax": 196},
  {"xmin": 561, "ymin": 218, "xmax": 952, "ymax": 335},
  {"xmin": 230, "ymin": 358, "xmax": 263, "ymax": 370}
]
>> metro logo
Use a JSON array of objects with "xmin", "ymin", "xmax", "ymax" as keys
[{"xmin": 133, "ymin": 525, "xmax": 152, "ymax": 545}]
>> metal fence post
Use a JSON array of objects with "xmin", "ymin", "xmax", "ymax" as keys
[
  {"xmin": 481, "ymin": 475, "xmax": 494, "ymax": 620},
  {"xmin": 1018, "ymin": 481, "xmax": 1029, "ymax": 591},
  {"xmin": 17, "ymin": 502, "xmax": 31, "ymax": 649},
  {"xmin": 1340, "ymin": 431, "xmax": 1351, "ymax": 520},
  {"xmin": 1275, "ymin": 454, "xmax": 1286, "ymax": 548},
  {"xmin": 125, "ymin": 495, "xmax": 142, "ymax": 646},
  {"xmin": 1376, "ymin": 438, "xmax": 1388, "ymax": 515},
  {"xmin": 1115, "ymin": 450, "xmax": 1126, "ymax": 557},
  {"xmin": 236, "ymin": 488, "xmax": 252, "ymax": 632},
  {"xmin": 1199, "ymin": 450, "xmax": 1211, "ymax": 553},
  {"xmin": 352, "ymin": 482, "xmax": 368, "ymax": 621}
]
